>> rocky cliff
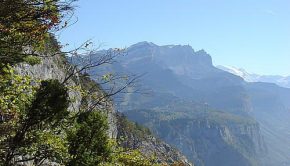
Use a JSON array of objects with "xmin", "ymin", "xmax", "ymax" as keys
[{"xmin": 124, "ymin": 106, "xmax": 266, "ymax": 166}]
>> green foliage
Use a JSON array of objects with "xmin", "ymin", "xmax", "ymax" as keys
[
  {"xmin": 105, "ymin": 148, "xmax": 160, "ymax": 166},
  {"xmin": 66, "ymin": 111, "xmax": 112, "ymax": 166},
  {"xmin": 0, "ymin": 65, "xmax": 36, "ymax": 138},
  {"xmin": 23, "ymin": 55, "xmax": 42, "ymax": 66},
  {"xmin": 65, "ymin": 109, "xmax": 160, "ymax": 166},
  {"xmin": 117, "ymin": 114, "xmax": 151, "ymax": 140}
]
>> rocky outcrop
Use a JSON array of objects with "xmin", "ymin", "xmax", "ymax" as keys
[{"xmin": 15, "ymin": 55, "xmax": 118, "ymax": 139}]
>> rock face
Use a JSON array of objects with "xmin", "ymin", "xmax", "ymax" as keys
[
  {"xmin": 15, "ymin": 56, "xmax": 118, "ymax": 138},
  {"xmin": 156, "ymin": 119, "xmax": 265, "ymax": 166},
  {"xmin": 15, "ymin": 55, "xmax": 192, "ymax": 165},
  {"xmin": 126, "ymin": 42, "xmax": 214, "ymax": 78},
  {"xmin": 124, "ymin": 107, "xmax": 266, "ymax": 166}
]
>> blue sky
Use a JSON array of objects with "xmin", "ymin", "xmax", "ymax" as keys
[{"xmin": 59, "ymin": 0, "xmax": 290, "ymax": 76}]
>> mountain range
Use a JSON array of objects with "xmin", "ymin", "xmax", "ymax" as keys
[{"xmin": 72, "ymin": 41, "xmax": 290, "ymax": 166}]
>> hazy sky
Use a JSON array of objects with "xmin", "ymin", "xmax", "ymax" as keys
[{"xmin": 59, "ymin": 0, "xmax": 290, "ymax": 76}]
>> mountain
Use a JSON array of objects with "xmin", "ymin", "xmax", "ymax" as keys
[
  {"xmin": 115, "ymin": 42, "xmax": 250, "ymax": 114},
  {"xmin": 72, "ymin": 41, "xmax": 290, "ymax": 166},
  {"xmin": 217, "ymin": 65, "xmax": 290, "ymax": 88}
]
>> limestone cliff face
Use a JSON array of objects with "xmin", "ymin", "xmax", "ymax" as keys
[
  {"xmin": 15, "ymin": 56, "xmax": 118, "ymax": 139},
  {"xmin": 158, "ymin": 120, "xmax": 266, "ymax": 166},
  {"xmin": 124, "ymin": 108, "xmax": 267, "ymax": 166}
]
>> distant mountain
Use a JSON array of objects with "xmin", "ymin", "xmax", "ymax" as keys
[
  {"xmin": 71, "ymin": 41, "xmax": 290, "ymax": 166},
  {"xmin": 118, "ymin": 42, "xmax": 250, "ymax": 114},
  {"xmin": 217, "ymin": 65, "xmax": 290, "ymax": 88}
]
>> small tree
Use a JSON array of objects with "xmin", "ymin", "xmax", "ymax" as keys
[{"xmin": 66, "ymin": 111, "xmax": 112, "ymax": 166}]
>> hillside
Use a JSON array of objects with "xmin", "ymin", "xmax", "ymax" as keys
[{"xmin": 15, "ymin": 55, "xmax": 192, "ymax": 165}]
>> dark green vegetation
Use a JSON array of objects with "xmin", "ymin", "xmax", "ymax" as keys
[
  {"xmin": 67, "ymin": 111, "xmax": 111, "ymax": 166},
  {"xmin": 117, "ymin": 113, "xmax": 152, "ymax": 140}
]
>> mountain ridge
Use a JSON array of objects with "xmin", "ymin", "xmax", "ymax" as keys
[
  {"xmin": 217, "ymin": 65, "xmax": 290, "ymax": 88},
  {"xmin": 72, "ymin": 41, "xmax": 290, "ymax": 166}
]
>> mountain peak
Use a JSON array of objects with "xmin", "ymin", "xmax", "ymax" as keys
[
  {"xmin": 196, "ymin": 49, "xmax": 206, "ymax": 53},
  {"xmin": 129, "ymin": 41, "xmax": 157, "ymax": 48},
  {"xmin": 163, "ymin": 44, "xmax": 193, "ymax": 49},
  {"xmin": 123, "ymin": 42, "xmax": 214, "ymax": 78}
]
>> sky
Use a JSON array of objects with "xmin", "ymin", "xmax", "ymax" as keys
[{"xmin": 59, "ymin": 0, "xmax": 290, "ymax": 76}]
